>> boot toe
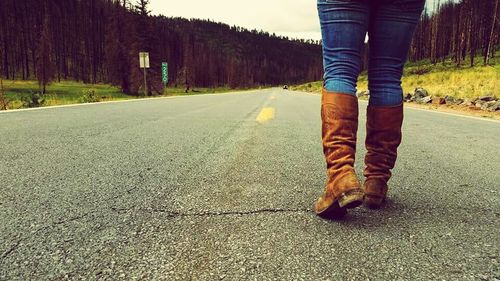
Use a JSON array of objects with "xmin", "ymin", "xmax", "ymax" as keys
[
  {"xmin": 314, "ymin": 187, "xmax": 364, "ymax": 219},
  {"xmin": 314, "ymin": 198, "xmax": 348, "ymax": 219}
]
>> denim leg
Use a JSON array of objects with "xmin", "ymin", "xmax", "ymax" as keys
[
  {"xmin": 318, "ymin": 0, "xmax": 369, "ymax": 95},
  {"xmin": 368, "ymin": 0, "xmax": 425, "ymax": 106}
]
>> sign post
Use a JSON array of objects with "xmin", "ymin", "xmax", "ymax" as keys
[
  {"xmin": 162, "ymin": 62, "xmax": 168, "ymax": 89},
  {"xmin": 139, "ymin": 52, "xmax": 150, "ymax": 95}
]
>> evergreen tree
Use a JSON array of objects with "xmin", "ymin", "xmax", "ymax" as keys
[
  {"xmin": 36, "ymin": 14, "xmax": 55, "ymax": 94},
  {"xmin": 105, "ymin": 1, "xmax": 133, "ymax": 94}
]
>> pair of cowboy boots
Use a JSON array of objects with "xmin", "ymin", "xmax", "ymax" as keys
[{"xmin": 314, "ymin": 89, "xmax": 403, "ymax": 218}]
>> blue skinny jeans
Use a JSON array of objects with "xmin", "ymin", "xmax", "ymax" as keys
[{"xmin": 318, "ymin": 0, "xmax": 425, "ymax": 106}]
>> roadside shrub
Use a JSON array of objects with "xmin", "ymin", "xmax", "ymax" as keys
[
  {"xmin": 81, "ymin": 89, "xmax": 101, "ymax": 103},
  {"xmin": 21, "ymin": 91, "xmax": 45, "ymax": 108},
  {"xmin": 408, "ymin": 67, "xmax": 431, "ymax": 75},
  {"xmin": 0, "ymin": 82, "xmax": 9, "ymax": 110},
  {"xmin": 0, "ymin": 93, "xmax": 9, "ymax": 110}
]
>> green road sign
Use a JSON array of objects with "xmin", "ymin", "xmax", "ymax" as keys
[{"xmin": 162, "ymin": 62, "xmax": 168, "ymax": 84}]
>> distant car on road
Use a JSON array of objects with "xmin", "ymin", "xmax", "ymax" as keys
[{"xmin": 283, "ymin": 85, "xmax": 289, "ymax": 90}]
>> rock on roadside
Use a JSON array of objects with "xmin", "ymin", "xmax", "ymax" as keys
[
  {"xmin": 414, "ymin": 87, "xmax": 429, "ymax": 99},
  {"xmin": 402, "ymin": 87, "xmax": 499, "ymax": 112},
  {"xmin": 417, "ymin": 96, "xmax": 433, "ymax": 104}
]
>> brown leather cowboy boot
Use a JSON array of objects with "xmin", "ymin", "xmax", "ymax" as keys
[
  {"xmin": 363, "ymin": 104, "xmax": 404, "ymax": 209},
  {"xmin": 314, "ymin": 89, "xmax": 364, "ymax": 218}
]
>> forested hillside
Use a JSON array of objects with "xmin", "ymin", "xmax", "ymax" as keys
[
  {"xmin": 410, "ymin": 0, "xmax": 499, "ymax": 66},
  {"xmin": 0, "ymin": 0, "xmax": 498, "ymax": 95},
  {"xmin": 0, "ymin": 0, "xmax": 323, "ymax": 94}
]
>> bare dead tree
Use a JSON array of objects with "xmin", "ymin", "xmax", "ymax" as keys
[{"xmin": 485, "ymin": 0, "xmax": 499, "ymax": 64}]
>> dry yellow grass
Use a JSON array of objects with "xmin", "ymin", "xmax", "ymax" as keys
[{"xmin": 293, "ymin": 57, "xmax": 500, "ymax": 99}]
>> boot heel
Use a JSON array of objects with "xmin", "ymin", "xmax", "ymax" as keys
[
  {"xmin": 338, "ymin": 189, "xmax": 364, "ymax": 209},
  {"xmin": 364, "ymin": 195, "xmax": 384, "ymax": 209}
]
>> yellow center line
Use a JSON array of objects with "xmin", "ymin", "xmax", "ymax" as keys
[{"xmin": 256, "ymin": 107, "xmax": 275, "ymax": 124}]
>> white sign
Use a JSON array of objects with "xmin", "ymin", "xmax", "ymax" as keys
[{"xmin": 139, "ymin": 52, "xmax": 150, "ymax": 68}]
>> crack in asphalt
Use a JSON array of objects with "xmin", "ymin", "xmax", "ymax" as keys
[
  {"xmin": 2, "ymin": 169, "xmax": 147, "ymax": 260},
  {"xmin": 3, "ymin": 201, "xmax": 497, "ymax": 261},
  {"xmin": 0, "ymin": 240, "xmax": 21, "ymax": 260},
  {"xmin": 1, "ymin": 211, "xmax": 96, "ymax": 260},
  {"xmin": 110, "ymin": 207, "xmax": 312, "ymax": 218},
  {"xmin": 87, "ymin": 171, "xmax": 146, "ymax": 206},
  {"xmin": 1, "ymin": 206, "xmax": 311, "ymax": 260}
]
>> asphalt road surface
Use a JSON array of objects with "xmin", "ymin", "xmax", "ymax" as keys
[{"xmin": 1, "ymin": 89, "xmax": 499, "ymax": 280}]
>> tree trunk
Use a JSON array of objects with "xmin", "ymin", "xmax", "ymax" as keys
[{"xmin": 485, "ymin": 0, "xmax": 499, "ymax": 64}]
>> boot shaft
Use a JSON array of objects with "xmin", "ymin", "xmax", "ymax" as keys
[
  {"xmin": 321, "ymin": 90, "xmax": 359, "ymax": 175},
  {"xmin": 363, "ymin": 104, "xmax": 404, "ymax": 182}
]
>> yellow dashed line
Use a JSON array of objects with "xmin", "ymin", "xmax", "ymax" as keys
[{"xmin": 256, "ymin": 107, "xmax": 275, "ymax": 123}]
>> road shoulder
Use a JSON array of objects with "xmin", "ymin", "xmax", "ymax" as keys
[{"xmin": 290, "ymin": 90, "xmax": 500, "ymax": 122}]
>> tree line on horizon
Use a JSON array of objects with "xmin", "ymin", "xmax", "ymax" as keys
[
  {"xmin": 0, "ymin": 0, "xmax": 323, "ymax": 94},
  {"xmin": 410, "ymin": 0, "xmax": 499, "ymax": 66},
  {"xmin": 0, "ymin": 0, "xmax": 498, "ymax": 95}
]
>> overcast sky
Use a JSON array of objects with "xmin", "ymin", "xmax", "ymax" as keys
[{"xmin": 149, "ymin": 0, "xmax": 449, "ymax": 41}]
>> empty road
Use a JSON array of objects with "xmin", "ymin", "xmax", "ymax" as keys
[{"xmin": 1, "ymin": 89, "xmax": 499, "ymax": 280}]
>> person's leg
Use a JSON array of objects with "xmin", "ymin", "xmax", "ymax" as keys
[
  {"xmin": 314, "ymin": 0, "xmax": 370, "ymax": 218},
  {"xmin": 363, "ymin": 0, "xmax": 425, "ymax": 208},
  {"xmin": 367, "ymin": 0, "xmax": 425, "ymax": 106},
  {"xmin": 319, "ymin": 0, "xmax": 369, "ymax": 95}
]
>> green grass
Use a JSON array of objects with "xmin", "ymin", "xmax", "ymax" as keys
[
  {"xmin": 0, "ymin": 80, "xmax": 250, "ymax": 110},
  {"xmin": 161, "ymin": 86, "xmax": 240, "ymax": 96},
  {"xmin": 2, "ymin": 80, "xmax": 129, "ymax": 109},
  {"xmin": 292, "ymin": 56, "xmax": 500, "ymax": 99}
]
